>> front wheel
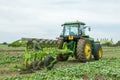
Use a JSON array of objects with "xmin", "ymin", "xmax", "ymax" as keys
[
  {"xmin": 93, "ymin": 43, "xmax": 103, "ymax": 60},
  {"xmin": 56, "ymin": 53, "xmax": 69, "ymax": 61}
]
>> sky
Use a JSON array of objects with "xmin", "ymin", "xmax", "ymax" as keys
[{"xmin": 0, "ymin": 0, "xmax": 120, "ymax": 43}]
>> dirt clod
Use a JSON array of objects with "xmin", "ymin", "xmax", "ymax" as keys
[
  {"xmin": 81, "ymin": 74, "xmax": 90, "ymax": 80},
  {"xmin": 95, "ymin": 74, "xmax": 107, "ymax": 80}
]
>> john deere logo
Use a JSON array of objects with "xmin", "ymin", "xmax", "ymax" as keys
[{"xmin": 68, "ymin": 36, "xmax": 73, "ymax": 40}]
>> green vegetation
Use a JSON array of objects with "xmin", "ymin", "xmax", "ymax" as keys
[
  {"xmin": 96, "ymin": 38, "xmax": 120, "ymax": 47},
  {"xmin": 0, "ymin": 45, "xmax": 120, "ymax": 80},
  {"xmin": 8, "ymin": 40, "xmax": 27, "ymax": 47},
  {"xmin": 0, "ymin": 53, "xmax": 23, "ymax": 65},
  {"xmin": 116, "ymin": 40, "xmax": 120, "ymax": 46},
  {"xmin": 0, "ymin": 44, "xmax": 25, "ymax": 50},
  {"xmin": 96, "ymin": 38, "xmax": 114, "ymax": 46},
  {"xmin": 103, "ymin": 47, "xmax": 120, "ymax": 58},
  {"xmin": 0, "ymin": 52, "xmax": 24, "ymax": 78},
  {"xmin": 1, "ymin": 58, "xmax": 120, "ymax": 80}
]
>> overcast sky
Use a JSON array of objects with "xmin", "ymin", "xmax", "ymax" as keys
[{"xmin": 0, "ymin": 0, "xmax": 120, "ymax": 43}]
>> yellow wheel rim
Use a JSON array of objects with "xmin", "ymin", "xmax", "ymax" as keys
[
  {"xmin": 98, "ymin": 48, "xmax": 102, "ymax": 58},
  {"xmin": 84, "ymin": 43, "xmax": 91, "ymax": 59}
]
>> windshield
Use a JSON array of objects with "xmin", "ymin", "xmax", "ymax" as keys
[{"xmin": 64, "ymin": 24, "xmax": 78, "ymax": 36}]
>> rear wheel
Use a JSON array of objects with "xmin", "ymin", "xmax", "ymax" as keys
[
  {"xmin": 93, "ymin": 43, "xmax": 103, "ymax": 60},
  {"xmin": 77, "ymin": 39, "xmax": 92, "ymax": 62}
]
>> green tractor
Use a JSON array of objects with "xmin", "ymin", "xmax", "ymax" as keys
[
  {"xmin": 23, "ymin": 21, "xmax": 103, "ymax": 71},
  {"xmin": 57, "ymin": 21, "xmax": 103, "ymax": 62}
]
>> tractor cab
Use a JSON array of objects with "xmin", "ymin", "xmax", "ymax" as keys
[{"xmin": 60, "ymin": 21, "xmax": 89, "ymax": 40}]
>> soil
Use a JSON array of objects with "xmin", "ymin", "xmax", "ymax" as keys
[
  {"xmin": 0, "ymin": 50, "xmax": 24, "ymax": 52},
  {"xmin": 81, "ymin": 74, "xmax": 107, "ymax": 80},
  {"xmin": 81, "ymin": 74, "xmax": 90, "ymax": 80},
  {"xmin": 95, "ymin": 74, "xmax": 107, "ymax": 80}
]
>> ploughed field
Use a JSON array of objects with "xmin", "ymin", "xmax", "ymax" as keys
[{"xmin": 0, "ymin": 45, "xmax": 120, "ymax": 80}]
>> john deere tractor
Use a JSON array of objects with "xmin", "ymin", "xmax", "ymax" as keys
[
  {"xmin": 57, "ymin": 21, "xmax": 103, "ymax": 62},
  {"xmin": 23, "ymin": 21, "xmax": 103, "ymax": 71}
]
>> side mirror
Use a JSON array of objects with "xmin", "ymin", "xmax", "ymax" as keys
[
  {"xmin": 88, "ymin": 27, "xmax": 91, "ymax": 32},
  {"xmin": 84, "ymin": 26, "xmax": 91, "ymax": 31},
  {"xmin": 61, "ymin": 24, "xmax": 64, "ymax": 26}
]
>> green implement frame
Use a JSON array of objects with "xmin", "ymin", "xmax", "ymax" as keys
[{"xmin": 24, "ymin": 41, "xmax": 74, "ymax": 70}]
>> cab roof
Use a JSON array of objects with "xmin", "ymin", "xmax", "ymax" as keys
[{"xmin": 63, "ymin": 21, "xmax": 86, "ymax": 25}]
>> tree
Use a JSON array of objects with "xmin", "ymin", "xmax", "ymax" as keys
[
  {"xmin": 2, "ymin": 42, "xmax": 7, "ymax": 45},
  {"xmin": 116, "ymin": 40, "xmax": 120, "ymax": 46},
  {"xmin": 102, "ymin": 42, "xmax": 112, "ymax": 46}
]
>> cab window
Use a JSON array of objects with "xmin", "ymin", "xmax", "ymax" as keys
[{"xmin": 64, "ymin": 24, "xmax": 78, "ymax": 36}]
